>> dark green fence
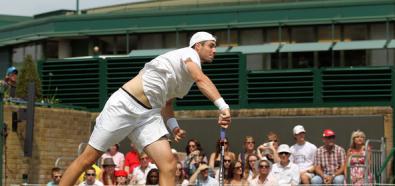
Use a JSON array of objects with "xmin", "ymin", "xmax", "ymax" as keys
[{"xmin": 39, "ymin": 54, "xmax": 395, "ymax": 111}]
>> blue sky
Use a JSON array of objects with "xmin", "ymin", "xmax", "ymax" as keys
[{"xmin": 0, "ymin": 0, "xmax": 147, "ymax": 16}]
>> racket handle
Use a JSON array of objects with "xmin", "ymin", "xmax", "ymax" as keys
[{"xmin": 220, "ymin": 128, "xmax": 225, "ymax": 140}]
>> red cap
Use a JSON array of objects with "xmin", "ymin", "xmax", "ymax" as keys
[
  {"xmin": 114, "ymin": 170, "xmax": 128, "ymax": 177},
  {"xmin": 323, "ymin": 129, "xmax": 335, "ymax": 137}
]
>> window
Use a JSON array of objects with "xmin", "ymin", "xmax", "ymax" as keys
[
  {"xmin": 343, "ymin": 24, "xmax": 368, "ymax": 41},
  {"xmin": 266, "ymin": 27, "xmax": 290, "ymax": 43},
  {"xmin": 318, "ymin": 25, "xmax": 340, "ymax": 42},
  {"xmin": 291, "ymin": 26, "xmax": 315, "ymax": 43},
  {"xmin": 240, "ymin": 29, "xmax": 263, "ymax": 45},
  {"xmin": 163, "ymin": 32, "xmax": 177, "ymax": 48},
  {"xmin": 138, "ymin": 33, "xmax": 163, "ymax": 49},
  {"xmin": 213, "ymin": 29, "xmax": 238, "ymax": 46}
]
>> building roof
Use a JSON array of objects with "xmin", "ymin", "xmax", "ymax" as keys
[
  {"xmin": 0, "ymin": 0, "xmax": 394, "ymax": 47},
  {"xmin": 0, "ymin": 14, "xmax": 32, "ymax": 28}
]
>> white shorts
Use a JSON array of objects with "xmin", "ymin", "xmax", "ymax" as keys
[{"xmin": 88, "ymin": 88, "xmax": 169, "ymax": 152}]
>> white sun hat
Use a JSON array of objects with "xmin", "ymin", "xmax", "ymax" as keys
[{"xmin": 189, "ymin": 31, "xmax": 216, "ymax": 47}]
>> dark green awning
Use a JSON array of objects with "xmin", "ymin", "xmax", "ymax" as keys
[
  {"xmin": 386, "ymin": 39, "xmax": 395, "ymax": 48},
  {"xmin": 230, "ymin": 44, "xmax": 280, "ymax": 54},
  {"xmin": 280, "ymin": 42, "xmax": 333, "ymax": 52},
  {"xmin": 128, "ymin": 48, "xmax": 174, "ymax": 57},
  {"xmin": 333, "ymin": 40, "xmax": 387, "ymax": 50}
]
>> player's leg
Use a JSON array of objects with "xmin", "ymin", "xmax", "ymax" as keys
[
  {"xmin": 144, "ymin": 137, "xmax": 176, "ymax": 186},
  {"xmin": 59, "ymin": 145, "xmax": 102, "ymax": 186}
]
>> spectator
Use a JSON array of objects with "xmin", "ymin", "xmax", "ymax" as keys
[
  {"xmin": 124, "ymin": 143, "xmax": 140, "ymax": 174},
  {"xmin": 47, "ymin": 167, "xmax": 62, "ymax": 186},
  {"xmin": 78, "ymin": 167, "xmax": 104, "ymax": 186},
  {"xmin": 311, "ymin": 129, "xmax": 346, "ymax": 185},
  {"xmin": 175, "ymin": 161, "xmax": 189, "ymax": 186},
  {"xmin": 130, "ymin": 152, "xmax": 157, "ymax": 185},
  {"xmin": 290, "ymin": 125, "xmax": 317, "ymax": 184},
  {"xmin": 183, "ymin": 139, "xmax": 207, "ymax": 174},
  {"xmin": 345, "ymin": 130, "xmax": 372, "ymax": 185},
  {"xmin": 214, "ymin": 154, "xmax": 233, "ymax": 182},
  {"xmin": 244, "ymin": 154, "xmax": 258, "ymax": 181},
  {"xmin": 270, "ymin": 144, "xmax": 300, "ymax": 186},
  {"xmin": 238, "ymin": 136, "xmax": 256, "ymax": 172},
  {"xmin": 146, "ymin": 168, "xmax": 160, "ymax": 185},
  {"xmin": 249, "ymin": 158, "xmax": 278, "ymax": 186},
  {"xmin": 229, "ymin": 160, "xmax": 248, "ymax": 185},
  {"xmin": 99, "ymin": 158, "xmax": 116, "ymax": 185},
  {"xmin": 0, "ymin": 66, "xmax": 18, "ymax": 98},
  {"xmin": 77, "ymin": 164, "xmax": 101, "ymax": 184},
  {"xmin": 185, "ymin": 139, "xmax": 203, "ymax": 157},
  {"xmin": 114, "ymin": 170, "xmax": 129, "ymax": 185},
  {"xmin": 189, "ymin": 163, "xmax": 219, "ymax": 186},
  {"xmin": 101, "ymin": 144, "xmax": 125, "ymax": 171},
  {"xmin": 185, "ymin": 150, "xmax": 207, "ymax": 177},
  {"xmin": 257, "ymin": 131, "xmax": 280, "ymax": 163},
  {"xmin": 209, "ymin": 137, "xmax": 236, "ymax": 169}
]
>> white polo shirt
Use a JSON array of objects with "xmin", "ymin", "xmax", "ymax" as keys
[
  {"xmin": 270, "ymin": 161, "xmax": 300, "ymax": 185},
  {"xmin": 131, "ymin": 163, "xmax": 158, "ymax": 185},
  {"xmin": 142, "ymin": 47, "xmax": 201, "ymax": 108},
  {"xmin": 290, "ymin": 141, "xmax": 317, "ymax": 172}
]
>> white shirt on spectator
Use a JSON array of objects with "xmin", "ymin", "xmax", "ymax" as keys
[
  {"xmin": 270, "ymin": 161, "xmax": 300, "ymax": 186},
  {"xmin": 248, "ymin": 174, "xmax": 278, "ymax": 186},
  {"xmin": 78, "ymin": 180, "xmax": 104, "ymax": 186},
  {"xmin": 197, "ymin": 176, "xmax": 219, "ymax": 186},
  {"xmin": 290, "ymin": 141, "xmax": 317, "ymax": 172},
  {"xmin": 131, "ymin": 163, "xmax": 157, "ymax": 185}
]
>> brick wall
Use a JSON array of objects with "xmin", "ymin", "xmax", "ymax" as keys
[{"xmin": 3, "ymin": 105, "xmax": 93, "ymax": 185}]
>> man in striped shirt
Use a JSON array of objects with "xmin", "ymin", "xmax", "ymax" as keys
[{"xmin": 311, "ymin": 129, "xmax": 346, "ymax": 185}]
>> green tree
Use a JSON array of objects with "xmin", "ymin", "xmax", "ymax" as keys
[{"xmin": 16, "ymin": 55, "xmax": 42, "ymax": 99}]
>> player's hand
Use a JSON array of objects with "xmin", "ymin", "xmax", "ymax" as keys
[
  {"xmin": 218, "ymin": 108, "xmax": 231, "ymax": 128},
  {"xmin": 172, "ymin": 127, "xmax": 186, "ymax": 142}
]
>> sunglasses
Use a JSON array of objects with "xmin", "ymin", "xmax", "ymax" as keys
[
  {"xmin": 259, "ymin": 165, "xmax": 270, "ymax": 169},
  {"xmin": 86, "ymin": 173, "xmax": 96, "ymax": 176},
  {"xmin": 188, "ymin": 144, "xmax": 196, "ymax": 147},
  {"xmin": 54, "ymin": 176, "xmax": 62, "ymax": 178},
  {"xmin": 279, "ymin": 152, "xmax": 290, "ymax": 156},
  {"xmin": 224, "ymin": 159, "xmax": 231, "ymax": 163},
  {"xmin": 234, "ymin": 166, "xmax": 242, "ymax": 169}
]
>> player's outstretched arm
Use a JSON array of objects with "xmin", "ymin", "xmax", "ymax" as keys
[{"xmin": 185, "ymin": 59, "xmax": 231, "ymax": 128}]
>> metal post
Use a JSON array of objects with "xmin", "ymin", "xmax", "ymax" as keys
[
  {"xmin": 0, "ymin": 83, "xmax": 4, "ymax": 186},
  {"xmin": 76, "ymin": 0, "xmax": 80, "ymax": 15},
  {"xmin": 24, "ymin": 82, "xmax": 35, "ymax": 157}
]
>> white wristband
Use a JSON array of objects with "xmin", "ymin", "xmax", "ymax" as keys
[
  {"xmin": 166, "ymin": 118, "xmax": 179, "ymax": 131},
  {"xmin": 214, "ymin": 97, "xmax": 229, "ymax": 110}
]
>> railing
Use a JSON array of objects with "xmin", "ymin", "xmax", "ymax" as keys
[
  {"xmin": 39, "ymin": 54, "xmax": 395, "ymax": 111},
  {"xmin": 346, "ymin": 137, "xmax": 387, "ymax": 184},
  {"xmin": 377, "ymin": 148, "xmax": 395, "ymax": 184},
  {"xmin": 54, "ymin": 142, "xmax": 87, "ymax": 168}
]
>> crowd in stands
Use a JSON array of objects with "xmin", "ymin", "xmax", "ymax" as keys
[{"xmin": 48, "ymin": 125, "xmax": 372, "ymax": 185}]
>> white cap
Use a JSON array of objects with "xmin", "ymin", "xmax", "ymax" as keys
[
  {"xmin": 293, "ymin": 125, "xmax": 306, "ymax": 135},
  {"xmin": 277, "ymin": 144, "xmax": 291, "ymax": 154},
  {"xmin": 189, "ymin": 31, "xmax": 216, "ymax": 47}
]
